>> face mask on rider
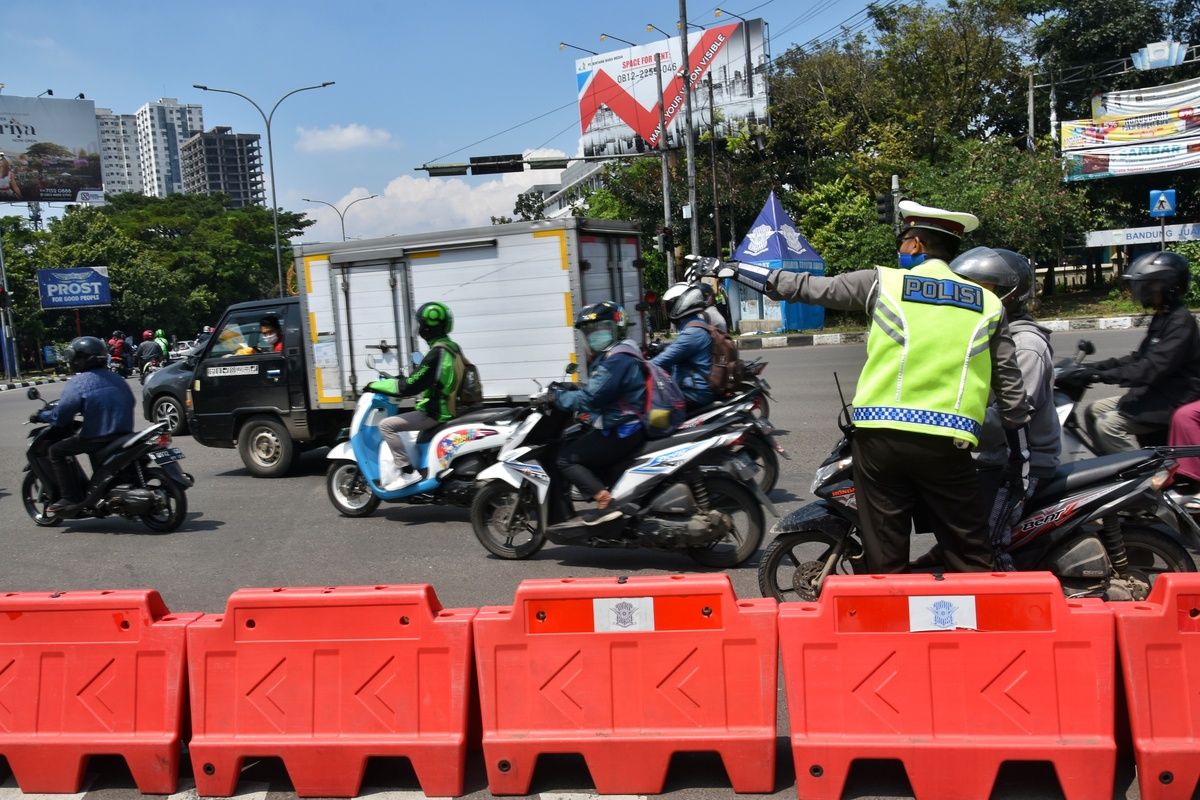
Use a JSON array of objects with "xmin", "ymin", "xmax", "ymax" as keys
[{"xmin": 587, "ymin": 330, "xmax": 614, "ymax": 352}]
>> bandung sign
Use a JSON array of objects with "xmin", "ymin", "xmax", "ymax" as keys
[
  {"xmin": 36, "ymin": 267, "xmax": 112, "ymax": 310},
  {"xmin": 1064, "ymin": 133, "xmax": 1200, "ymax": 181},
  {"xmin": 575, "ymin": 19, "xmax": 769, "ymax": 157},
  {"xmin": 0, "ymin": 95, "xmax": 103, "ymax": 202},
  {"xmin": 1061, "ymin": 107, "xmax": 1200, "ymax": 151},
  {"xmin": 1086, "ymin": 223, "xmax": 1200, "ymax": 247}
]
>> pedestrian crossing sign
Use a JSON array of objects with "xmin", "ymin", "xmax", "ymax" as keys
[{"xmin": 1150, "ymin": 190, "xmax": 1176, "ymax": 218}]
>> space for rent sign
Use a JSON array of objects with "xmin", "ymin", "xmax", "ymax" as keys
[{"xmin": 36, "ymin": 267, "xmax": 111, "ymax": 309}]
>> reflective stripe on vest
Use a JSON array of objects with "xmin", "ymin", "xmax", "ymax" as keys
[{"xmin": 851, "ymin": 260, "xmax": 1001, "ymax": 445}]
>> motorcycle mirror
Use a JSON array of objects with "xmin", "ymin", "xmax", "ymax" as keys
[
  {"xmin": 26, "ymin": 387, "xmax": 40, "ymax": 401},
  {"xmin": 1077, "ymin": 339, "xmax": 1095, "ymax": 356},
  {"xmin": 366, "ymin": 353, "xmax": 377, "ymax": 369},
  {"xmin": 565, "ymin": 362, "xmax": 578, "ymax": 375},
  {"xmin": 412, "ymin": 352, "xmax": 423, "ymax": 367}
]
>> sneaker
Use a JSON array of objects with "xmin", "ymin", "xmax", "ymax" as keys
[
  {"xmin": 578, "ymin": 507, "xmax": 623, "ymax": 526},
  {"xmin": 380, "ymin": 469, "xmax": 419, "ymax": 492},
  {"xmin": 47, "ymin": 498, "xmax": 82, "ymax": 516}
]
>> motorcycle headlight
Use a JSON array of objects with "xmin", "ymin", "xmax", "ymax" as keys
[{"xmin": 811, "ymin": 457, "xmax": 853, "ymax": 494}]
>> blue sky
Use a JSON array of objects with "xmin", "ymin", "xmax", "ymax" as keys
[{"xmin": 6, "ymin": 0, "xmax": 876, "ymax": 242}]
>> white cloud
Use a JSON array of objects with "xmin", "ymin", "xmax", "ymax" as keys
[
  {"xmin": 298, "ymin": 149, "xmax": 569, "ymax": 243},
  {"xmin": 295, "ymin": 123, "xmax": 395, "ymax": 153}
]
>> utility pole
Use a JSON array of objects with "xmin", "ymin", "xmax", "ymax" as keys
[
  {"xmin": 1026, "ymin": 71, "xmax": 1036, "ymax": 153},
  {"xmin": 679, "ymin": 0, "xmax": 700, "ymax": 258},
  {"xmin": 707, "ymin": 73, "xmax": 722, "ymax": 258},
  {"xmin": 0, "ymin": 227, "xmax": 19, "ymax": 380},
  {"xmin": 654, "ymin": 52, "xmax": 676, "ymax": 283},
  {"xmin": 891, "ymin": 174, "xmax": 901, "ymax": 237}
]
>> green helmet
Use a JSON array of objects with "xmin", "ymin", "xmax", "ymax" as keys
[
  {"xmin": 155, "ymin": 328, "xmax": 165, "ymax": 337},
  {"xmin": 416, "ymin": 301, "xmax": 452, "ymax": 342}
]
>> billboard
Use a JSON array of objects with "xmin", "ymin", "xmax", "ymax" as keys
[
  {"xmin": 0, "ymin": 96, "xmax": 102, "ymax": 202},
  {"xmin": 575, "ymin": 19, "xmax": 769, "ymax": 157},
  {"xmin": 1061, "ymin": 107, "xmax": 1200, "ymax": 151},
  {"xmin": 36, "ymin": 267, "xmax": 112, "ymax": 310},
  {"xmin": 1092, "ymin": 75, "xmax": 1200, "ymax": 119},
  {"xmin": 1063, "ymin": 133, "xmax": 1200, "ymax": 182}
]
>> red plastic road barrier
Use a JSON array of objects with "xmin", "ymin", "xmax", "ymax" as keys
[
  {"xmin": 473, "ymin": 574, "xmax": 778, "ymax": 795},
  {"xmin": 1112, "ymin": 573, "xmax": 1200, "ymax": 800},
  {"xmin": 185, "ymin": 585, "xmax": 475, "ymax": 798},
  {"xmin": 779, "ymin": 572, "xmax": 1115, "ymax": 800},
  {"xmin": 0, "ymin": 589, "xmax": 198, "ymax": 794}
]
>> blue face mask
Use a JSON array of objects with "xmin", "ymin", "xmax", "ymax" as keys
[
  {"xmin": 587, "ymin": 330, "xmax": 615, "ymax": 352},
  {"xmin": 897, "ymin": 252, "xmax": 927, "ymax": 269}
]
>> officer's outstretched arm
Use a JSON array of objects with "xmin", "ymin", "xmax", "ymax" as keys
[{"xmin": 718, "ymin": 259, "xmax": 878, "ymax": 312}]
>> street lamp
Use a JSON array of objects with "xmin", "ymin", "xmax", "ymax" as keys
[
  {"xmin": 302, "ymin": 194, "xmax": 378, "ymax": 242},
  {"xmin": 715, "ymin": 8, "xmax": 754, "ymax": 97},
  {"xmin": 36, "ymin": 89, "xmax": 52, "ymax": 98},
  {"xmin": 646, "ymin": 23, "xmax": 673, "ymax": 38},
  {"xmin": 599, "ymin": 33, "xmax": 637, "ymax": 47},
  {"xmin": 559, "ymin": 42, "xmax": 598, "ymax": 56},
  {"xmin": 194, "ymin": 81, "xmax": 335, "ymax": 298}
]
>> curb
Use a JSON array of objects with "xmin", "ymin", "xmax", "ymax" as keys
[
  {"xmin": 736, "ymin": 312, "xmax": 1173, "ymax": 350},
  {"xmin": 0, "ymin": 375, "xmax": 73, "ymax": 393}
]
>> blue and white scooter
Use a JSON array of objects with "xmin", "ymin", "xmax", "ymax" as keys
[{"xmin": 325, "ymin": 354, "xmax": 518, "ymax": 516}]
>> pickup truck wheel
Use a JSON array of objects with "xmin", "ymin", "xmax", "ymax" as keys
[{"xmin": 237, "ymin": 416, "xmax": 295, "ymax": 478}]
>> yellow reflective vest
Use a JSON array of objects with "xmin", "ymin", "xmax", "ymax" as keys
[{"xmin": 852, "ymin": 259, "xmax": 1002, "ymax": 446}]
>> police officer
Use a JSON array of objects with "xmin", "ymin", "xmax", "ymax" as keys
[
  {"xmin": 34, "ymin": 336, "xmax": 136, "ymax": 515},
  {"xmin": 704, "ymin": 200, "xmax": 1029, "ymax": 573}
]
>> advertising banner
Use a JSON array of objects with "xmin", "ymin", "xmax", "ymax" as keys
[
  {"xmin": 0, "ymin": 96, "xmax": 102, "ymax": 202},
  {"xmin": 1063, "ymin": 132, "xmax": 1200, "ymax": 181},
  {"xmin": 575, "ymin": 19, "xmax": 769, "ymax": 157},
  {"xmin": 1061, "ymin": 107, "xmax": 1200, "ymax": 150},
  {"xmin": 1093, "ymin": 75, "xmax": 1200, "ymax": 119},
  {"xmin": 36, "ymin": 267, "xmax": 111, "ymax": 310}
]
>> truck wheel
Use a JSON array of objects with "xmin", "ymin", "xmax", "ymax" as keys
[{"xmin": 237, "ymin": 416, "xmax": 295, "ymax": 478}]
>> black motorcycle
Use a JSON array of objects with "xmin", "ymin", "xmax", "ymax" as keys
[
  {"xmin": 758, "ymin": 403, "xmax": 1200, "ymax": 602},
  {"xmin": 22, "ymin": 388, "xmax": 193, "ymax": 532}
]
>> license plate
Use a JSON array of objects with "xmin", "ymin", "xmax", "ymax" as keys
[{"xmin": 150, "ymin": 448, "xmax": 185, "ymax": 464}]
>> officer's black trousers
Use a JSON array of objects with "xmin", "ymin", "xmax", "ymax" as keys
[{"xmin": 850, "ymin": 428, "xmax": 992, "ymax": 573}]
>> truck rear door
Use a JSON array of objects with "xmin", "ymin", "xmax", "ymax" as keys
[{"xmin": 579, "ymin": 233, "xmax": 643, "ymax": 342}]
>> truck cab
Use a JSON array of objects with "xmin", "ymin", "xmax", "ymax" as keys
[{"xmin": 187, "ymin": 297, "xmax": 348, "ymax": 477}]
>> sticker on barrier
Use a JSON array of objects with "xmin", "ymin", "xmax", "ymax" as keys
[
  {"xmin": 778, "ymin": 572, "xmax": 1115, "ymax": 800},
  {"xmin": 473, "ymin": 574, "xmax": 778, "ymax": 796},
  {"xmin": 1112, "ymin": 573, "xmax": 1200, "ymax": 800},
  {"xmin": 0, "ymin": 589, "xmax": 197, "ymax": 794},
  {"xmin": 184, "ymin": 585, "xmax": 475, "ymax": 798}
]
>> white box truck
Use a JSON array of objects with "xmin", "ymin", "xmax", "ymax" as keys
[{"xmin": 186, "ymin": 218, "xmax": 645, "ymax": 476}]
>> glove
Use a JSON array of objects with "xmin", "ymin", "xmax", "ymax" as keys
[
  {"xmin": 1057, "ymin": 367, "xmax": 1100, "ymax": 389},
  {"xmin": 29, "ymin": 412, "xmax": 41, "ymax": 424},
  {"xmin": 1004, "ymin": 426, "xmax": 1030, "ymax": 497}
]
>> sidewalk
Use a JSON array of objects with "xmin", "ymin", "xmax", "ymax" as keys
[
  {"xmin": 736, "ymin": 310, "xmax": 1175, "ymax": 350},
  {"xmin": 0, "ymin": 374, "xmax": 72, "ymax": 392}
]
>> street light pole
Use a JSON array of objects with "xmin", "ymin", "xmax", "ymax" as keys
[
  {"xmin": 194, "ymin": 81, "xmax": 335, "ymax": 298},
  {"xmin": 302, "ymin": 194, "xmax": 379, "ymax": 242},
  {"xmin": 678, "ymin": 0, "xmax": 701, "ymax": 258},
  {"xmin": 654, "ymin": 52, "xmax": 676, "ymax": 283},
  {"xmin": 715, "ymin": 8, "xmax": 754, "ymax": 97}
]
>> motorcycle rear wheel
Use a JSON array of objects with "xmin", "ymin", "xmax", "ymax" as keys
[
  {"xmin": 21, "ymin": 472, "xmax": 63, "ymax": 527},
  {"xmin": 326, "ymin": 460, "xmax": 381, "ymax": 517},
  {"xmin": 1122, "ymin": 526, "xmax": 1196, "ymax": 587},
  {"xmin": 688, "ymin": 477, "xmax": 764, "ymax": 568},
  {"xmin": 139, "ymin": 468, "xmax": 188, "ymax": 533},
  {"xmin": 470, "ymin": 480, "xmax": 546, "ymax": 560},
  {"xmin": 757, "ymin": 528, "xmax": 860, "ymax": 601}
]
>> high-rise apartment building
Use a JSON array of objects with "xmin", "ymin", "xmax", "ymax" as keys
[
  {"xmin": 95, "ymin": 107, "xmax": 143, "ymax": 195},
  {"xmin": 181, "ymin": 126, "xmax": 265, "ymax": 208},
  {"xmin": 135, "ymin": 97, "xmax": 203, "ymax": 197}
]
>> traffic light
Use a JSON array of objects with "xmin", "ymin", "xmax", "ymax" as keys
[
  {"xmin": 661, "ymin": 226, "xmax": 674, "ymax": 252},
  {"xmin": 875, "ymin": 193, "xmax": 895, "ymax": 226}
]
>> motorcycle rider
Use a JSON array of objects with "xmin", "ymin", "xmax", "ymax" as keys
[
  {"xmin": 33, "ymin": 336, "xmax": 136, "ymax": 515},
  {"xmin": 135, "ymin": 329, "xmax": 163, "ymax": 371},
  {"xmin": 153, "ymin": 329, "xmax": 170, "ymax": 359},
  {"xmin": 378, "ymin": 302, "xmax": 465, "ymax": 490},
  {"xmin": 948, "ymin": 246, "xmax": 1059, "ymax": 568},
  {"xmin": 1077, "ymin": 251, "xmax": 1200, "ymax": 453},
  {"xmin": 702, "ymin": 200, "xmax": 1030, "ymax": 573},
  {"xmin": 653, "ymin": 283, "xmax": 715, "ymax": 410},
  {"xmin": 551, "ymin": 301, "xmax": 647, "ymax": 526},
  {"xmin": 106, "ymin": 330, "xmax": 126, "ymax": 366}
]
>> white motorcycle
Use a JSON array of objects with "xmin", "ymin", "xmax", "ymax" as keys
[
  {"xmin": 325, "ymin": 354, "xmax": 519, "ymax": 516},
  {"xmin": 469, "ymin": 387, "xmax": 773, "ymax": 566}
]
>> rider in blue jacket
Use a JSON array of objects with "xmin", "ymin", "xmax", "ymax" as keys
[
  {"xmin": 553, "ymin": 301, "xmax": 647, "ymax": 525},
  {"xmin": 653, "ymin": 283, "xmax": 714, "ymax": 410}
]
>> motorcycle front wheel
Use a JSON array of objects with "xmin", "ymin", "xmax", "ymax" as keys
[
  {"xmin": 688, "ymin": 477, "xmax": 764, "ymax": 568},
  {"xmin": 21, "ymin": 472, "xmax": 63, "ymax": 527},
  {"xmin": 470, "ymin": 480, "xmax": 546, "ymax": 560},
  {"xmin": 139, "ymin": 468, "xmax": 188, "ymax": 533},
  {"xmin": 757, "ymin": 528, "xmax": 860, "ymax": 601},
  {"xmin": 326, "ymin": 460, "xmax": 381, "ymax": 517},
  {"xmin": 740, "ymin": 432, "xmax": 780, "ymax": 494}
]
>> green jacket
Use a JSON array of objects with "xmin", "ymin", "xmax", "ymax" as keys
[{"xmin": 403, "ymin": 337, "xmax": 464, "ymax": 422}]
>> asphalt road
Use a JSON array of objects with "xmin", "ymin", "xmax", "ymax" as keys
[{"xmin": 0, "ymin": 328, "xmax": 1146, "ymax": 800}]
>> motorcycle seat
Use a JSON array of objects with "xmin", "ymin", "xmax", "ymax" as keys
[
  {"xmin": 90, "ymin": 430, "xmax": 147, "ymax": 466},
  {"xmin": 415, "ymin": 407, "xmax": 515, "ymax": 444},
  {"xmin": 1034, "ymin": 450, "xmax": 1152, "ymax": 501},
  {"xmin": 635, "ymin": 422, "xmax": 729, "ymax": 457}
]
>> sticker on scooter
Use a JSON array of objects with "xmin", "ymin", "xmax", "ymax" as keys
[
  {"xmin": 1010, "ymin": 486, "xmax": 1112, "ymax": 547},
  {"xmin": 436, "ymin": 427, "xmax": 499, "ymax": 467},
  {"xmin": 631, "ymin": 442, "xmax": 703, "ymax": 473}
]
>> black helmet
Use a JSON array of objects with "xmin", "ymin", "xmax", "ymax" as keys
[
  {"xmin": 1123, "ymin": 250, "xmax": 1190, "ymax": 307},
  {"xmin": 416, "ymin": 301, "xmax": 453, "ymax": 342},
  {"xmin": 662, "ymin": 282, "xmax": 707, "ymax": 320},
  {"xmin": 65, "ymin": 336, "xmax": 108, "ymax": 373},
  {"xmin": 574, "ymin": 300, "xmax": 627, "ymax": 353}
]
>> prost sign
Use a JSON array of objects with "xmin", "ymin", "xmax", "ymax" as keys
[{"xmin": 36, "ymin": 267, "xmax": 112, "ymax": 310}]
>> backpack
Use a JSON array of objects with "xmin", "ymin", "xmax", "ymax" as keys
[
  {"xmin": 685, "ymin": 321, "xmax": 746, "ymax": 398},
  {"xmin": 609, "ymin": 343, "xmax": 687, "ymax": 438},
  {"xmin": 435, "ymin": 344, "xmax": 484, "ymax": 409}
]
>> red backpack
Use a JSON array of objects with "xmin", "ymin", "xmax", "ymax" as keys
[{"xmin": 685, "ymin": 321, "xmax": 744, "ymax": 398}]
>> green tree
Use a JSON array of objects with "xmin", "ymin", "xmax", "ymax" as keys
[
  {"xmin": 513, "ymin": 189, "xmax": 546, "ymax": 221},
  {"xmin": 783, "ymin": 176, "xmax": 896, "ymax": 275}
]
